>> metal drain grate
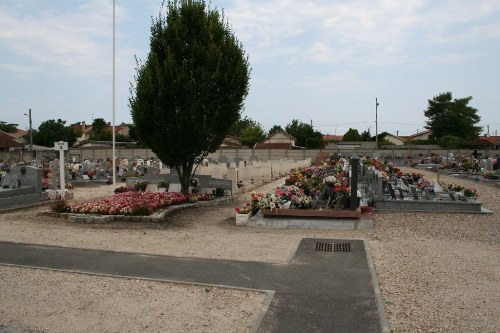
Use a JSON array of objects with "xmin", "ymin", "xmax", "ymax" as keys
[{"xmin": 315, "ymin": 242, "xmax": 351, "ymax": 253}]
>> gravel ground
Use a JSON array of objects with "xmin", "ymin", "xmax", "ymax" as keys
[{"xmin": 0, "ymin": 168, "xmax": 499, "ymax": 332}]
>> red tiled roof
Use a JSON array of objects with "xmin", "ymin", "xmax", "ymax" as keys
[
  {"xmin": 323, "ymin": 135, "xmax": 343, "ymax": 141},
  {"xmin": 0, "ymin": 130, "xmax": 24, "ymax": 148},
  {"xmin": 254, "ymin": 143, "xmax": 292, "ymax": 149},
  {"xmin": 11, "ymin": 129, "xmax": 28, "ymax": 139}
]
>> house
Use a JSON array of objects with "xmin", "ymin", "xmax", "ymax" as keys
[
  {"xmin": 72, "ymin": 121, "xmax": 130, "ymax": 146},
  {"xmin": 72, "ymin": 121, "xmax": 93, "ymax": 144},
  {"xmin": 381, "ymin": 133, "xmax": 406, "ymax": 146},
  {"xmin": 469, "ymin": 135, "xmax": 500, "ymax": 150},
  {"xmin": 322, "ymin": 134, "xmax": 343, "ymax": 142},
  {"xmin": 0, "ymin": 130, "xmax": 25, "ymax": 151},
  {"xmin": 220, "ymin": 136, "xmax": 244, "ymax": 148},
  {"xmin": 402, "ymin": 130, "xmax": 433, "ymax": 142},
  {"xmin": 254, "ymin": 130, "xmax": 296, "ymax": 149}
]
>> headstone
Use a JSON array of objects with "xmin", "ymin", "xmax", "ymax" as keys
[
  {"xmin": 432, "ymin": 180, "xmax": 444, "ymax": 193},
  {"xmin": 167, "ymin": 183, "xmax": 182, "ymax": 193},
  {"xmin": 486, "ymin": 159, "xmax": 493, "ymax": 171},
  {"xmin": 1, "ymin": 173, "xmax": 20, "ymax": 188},
  {"xmin": 410, "ymin": 186, "xmax": 419, "ymax": 200},
  {"xmin": 227, "ymin": 168, "xmax": 238, "ymax": 193},
  {"xmin": 387, "ymin": 183, "xmax": 397, "ymax": 199}
]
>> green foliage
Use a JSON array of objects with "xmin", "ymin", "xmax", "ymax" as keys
[
  {"xmin": 89, "ymin": 118, "xmax": 111, "ymax": 141},
  {"xmin": 32, "ymin": 119, "xmax": 79, "ymax": 147},
  {"xmin": 404, "ymin": 139, "xmax": 436, "ymax": 145},
  {"xmin": 342, "ymin": 128, "xmax": 362, "ymax": 141},
  {"xmin": 268, "ymin": 125, "xmax": 283, "ymax": 136},
  {"xmin": 424, "ymin": 92, "xmax": 482, "ymax": 141},
  {"xmin": 227, "ymin": 116, "xmax": 256, "ymax": 136},
  {"xmin": 285, "ymin": 119, "xmax": 322, "ymax": 147},
  {"xmin": 305, "ymin": 137, "xmax": 323, "ymax": 148},
  {"xmin": 437, "ymin": 135, "xmax": 461, "ymax": 148},
  {"xmin": 361, "ymin": 129, "xmax": 372, "ymax": 141},
  {"xmin": 0, "ymin": 121, "xmax": 18, "ymax": 133},
  {"xmin": 239, "ymin": 123, "xmax": 265, "ymax": 147},
  {"xmin": 129, "ymin": 0, "xmax": 250, "ymax": 193}
]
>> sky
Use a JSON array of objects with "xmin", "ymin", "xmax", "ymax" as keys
[{"xmin": 1, "ymin": 0, "xmax": 499, "ymax": 137}]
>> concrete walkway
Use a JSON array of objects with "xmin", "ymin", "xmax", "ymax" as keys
[{"xmin": 0, "ymin": 239, "xmax": 389, "ymax": 333}]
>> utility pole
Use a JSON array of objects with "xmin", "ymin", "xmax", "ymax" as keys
[
  {"xmin": 24, "ymin": 109, "xmax": 33, "ymax": 151},
  {"xmin": 375, "ymin": 98, "xmax": 379, "ymax": 149}
]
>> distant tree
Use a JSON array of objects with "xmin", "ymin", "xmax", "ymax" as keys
[
  {"xmin": 227, "ymin": 116, "xmax": 256, "ymax": 137},
  {"xmin": 424, "ymin": 92, "xmax": 482, "ymax": 141},
  {"xmin": 90, "ymin": 118, "xmax": 111, "ymax": 141},
  {"xmin": 285, "ymin": 119, "xmax": 323, "ymax": 147},
  {"xmin": 268, "ymin": 125, "xmax": 283, "ymax": 136},
  {"xmin": 342, "ymin": 128, "xmax": 362, "ymax": 141},
  {"xmin": 129, "ymin": 0, "xmax": 250, "ymax": 194},
  {"xmin": 32, "ymin": 119, "xmax": 79, "ymax": 147},
  {"xmin": 361, "ymin": 129, "xmax": 372, "ymax": 141},
  {"xmin": 239, "ymin": 123, "xmax": 265, "ymax": 147},
  {"xmin": 0, "ymin": 121, "xmax": 18, "ymax": 133},
  {"xmin": 437, "ymin": 135, "xmax": 461, "ymax": 149}
]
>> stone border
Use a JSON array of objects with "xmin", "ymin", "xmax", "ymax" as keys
[{"xmin": 38, "ymin": 196, "xmax": 234, "ymax": 224}]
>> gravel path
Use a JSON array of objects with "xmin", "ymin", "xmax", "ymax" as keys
[{"xmin": 0, "ymin": 168, "xmax": 498, "ymax": 332}]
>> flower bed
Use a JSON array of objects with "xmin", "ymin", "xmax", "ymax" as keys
[
  {"xmin": 246, "ymin": 162, "xmax": 354, "ymax": 214},
  {"xmin": 63, "ymin": 191, "xmax": 213, "ymax": 216}
]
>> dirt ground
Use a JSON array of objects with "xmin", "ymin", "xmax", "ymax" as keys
[{"xmin": 0, "ymin": 168, "xmax": 499, "ymax": 332}]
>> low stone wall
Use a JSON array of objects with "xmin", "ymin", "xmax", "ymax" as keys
[{"xmin": 374, "ymin": 198, "xmax": 484, "ymax": 213}]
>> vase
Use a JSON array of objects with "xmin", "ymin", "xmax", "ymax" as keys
[{"xmin": 236, "ymin": 212, "xmax": 252, "ymax": 225}]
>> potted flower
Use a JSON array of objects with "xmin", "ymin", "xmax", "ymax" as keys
[
  {"xmin": 483, "ymin": 171, "xmax": 499, "ymax": 180},
  {"xmin": 235, "ymin": 205, "xmax": 253, "ymax": 225},
  {"xmin": 463, "ymin": 188, "xmax": 478, "ymax": 199},
  {"xmin": 87, "ymin": 169, "xmax": 96, "ymax": 180},
  {"xmin": 447, "ymin": 183, "xmax": 464, "ymax": 193}
]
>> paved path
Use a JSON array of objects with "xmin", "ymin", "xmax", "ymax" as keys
[{"xmin": 0, "ymin": 239, "xmax": 388, "ymax": 332}]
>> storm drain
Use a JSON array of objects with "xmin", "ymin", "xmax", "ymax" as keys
[{"xmin": 315, "ymin": 242, "xmax": 351, "ymax": 253}]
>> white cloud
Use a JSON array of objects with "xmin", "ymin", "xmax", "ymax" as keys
[
  {"xmin": 225, "ymin": 0, "xmax": 500, "ymax": 67},
  {"xmin": 0, "ymin": 1, "xmax": 125, "ymax": 78}
]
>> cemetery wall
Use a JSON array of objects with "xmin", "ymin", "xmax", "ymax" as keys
[{"xmin": 2, "ymin": 147, "xmax": 499, "ymax": 164}]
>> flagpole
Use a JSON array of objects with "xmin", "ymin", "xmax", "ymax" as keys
[{"xmin": 112, "ymin": 0, "xmax": 116, "ymax": 188}]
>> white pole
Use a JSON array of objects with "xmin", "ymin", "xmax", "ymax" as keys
[
  {"xmin": 59, "ymin": 150, "xmax": 65, "ymax": 200},
  {"xmin": 112, "ymin": 0, "xmax": 116, "ymax": 188}
]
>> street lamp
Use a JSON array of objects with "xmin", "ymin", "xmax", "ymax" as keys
[{"xmin": 24, "ymin": 109, "xmax": 33, "ymax": 151}]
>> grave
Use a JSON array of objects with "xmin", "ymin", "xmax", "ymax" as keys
[
  {"xmin": 358, "ymin": 164, "xmax": 490, "ymax": 213},
  {"xmin": 0, "ymin": 165, "xmax": 48, "ymax": 211}
]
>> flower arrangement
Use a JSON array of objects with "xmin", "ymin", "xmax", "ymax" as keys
[
  {"xmin": 158, "ymin": 180, "xmax": 169, "ymax": 188},
  {"xmin": 42, "ymin": 178, "xmax": 50, "ymax": 189},
  {"xmin": 482, "ymin": 171, "xmax": 499, "ymax": 180},
  {"xmin": 334, "ymin": 184, "xmax": 351, "ymax": 197},
  {"xmin": 463, "ymin": 188, "xmax": 478, "ymax": 198},
  {"xmin": 324, "ymin": 175, "xmax": 336, "ymax": 186},
  {"xmin": 447, "ymin": 183, "xmax": 464, "ymax": 192},
  {"xmin": 256, "ymin": 192, "xmax": 281, "ymax": 211},
  {"xmin": 134, "ymin": 181, "xmax": 148, "ymax": 192},
  {"xmin": 292, "ymin": 194, "xmax": 313, "ymax": 209},
  {"xmin": 235, "ymin": 204, "xmax": 252, "ymax": 214}
]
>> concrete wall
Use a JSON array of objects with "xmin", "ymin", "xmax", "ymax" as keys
[{"xmin": 2, "ymin": 147, "xmax": 499, "ymax": 164}]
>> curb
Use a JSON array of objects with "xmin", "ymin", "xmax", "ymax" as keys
[{"xmin": 38, "ymin": 196, "xmax": 234, "ymax": 223}]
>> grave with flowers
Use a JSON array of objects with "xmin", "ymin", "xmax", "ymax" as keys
[
  {"xmin": 367, "ymin": 158, "xmax": 490, "ymax": 213},
  {"xmin": 240, "ymin": 158, "xmax": 365, "ymax": 226}
]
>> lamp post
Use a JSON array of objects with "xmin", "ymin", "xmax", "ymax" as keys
[{"xmin": 24, "ymin": 109, "xmax": 33, "ymax": 151}]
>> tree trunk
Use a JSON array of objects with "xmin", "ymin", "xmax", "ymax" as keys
[{"xmin": 177, "ymin": 162, "xmax": 194, "ymax": 195}]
